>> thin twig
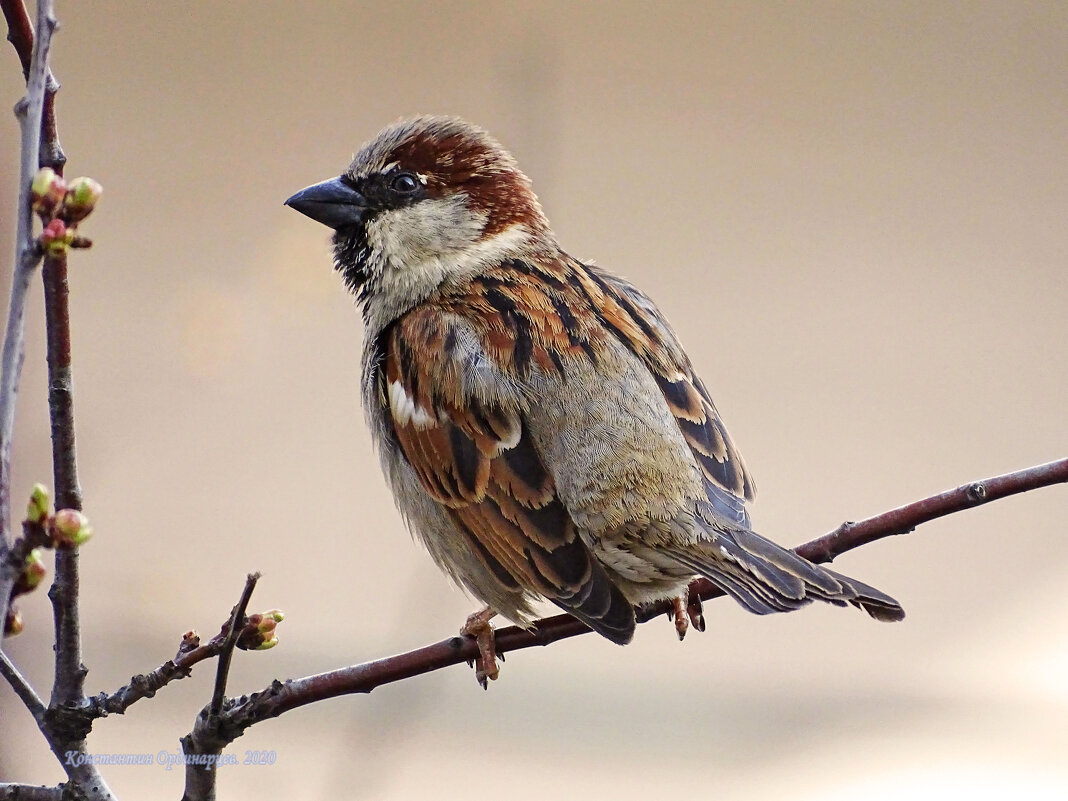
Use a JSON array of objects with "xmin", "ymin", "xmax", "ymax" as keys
[
  {"xmin": 0, "ymin": 646, "xmax": 45, "ymax": 719},
  {"xmin": 0, "ymin": 0, "xmax": 55, "ymax": 637},
  {"xmin": 88, "ymin": 630, "xmax": 227, "ymax": 717},
  {"xmin": 180, "ymin": 573, "xmax": 261, "ymax": 801},
  {"xmin": 0, "ymin": 0, "xmax": 34, "ymax": 78},
  {"xmin": 210, "ymin": 572, "xmax": 260, "ymax": 718},
  {"xmin": 0, "ymin": 0, "xmax": 62, "ymax": 171},
  {"xmin": 0, "ymin": 6, "xmax": 111, "ymax": 798},
  {"xmin": 43, "ymin": 245, "xmax": 85, "ymax": 708},
  {"xmin": 200, "ymin": 457, "xmax": 1067, "ymax": 739},
  {"xmin": 799, "ymin": 456, "xmax": 1068, "ymax": 563}
]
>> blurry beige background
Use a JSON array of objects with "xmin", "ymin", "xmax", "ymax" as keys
[{"xmin": 1, "ymin": 1, "xmax": 1066, "ymax": 798}]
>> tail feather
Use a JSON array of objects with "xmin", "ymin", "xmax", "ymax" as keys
[
  {"xmin": 670, "ymin": 549, "xmax": 797, "ymax": 614},
  {"xmin": 729, "ymin": 526, "xmax": 845, "ymax": 596},
  {"xmin": 823, "ymin": 567, "xmax": 906, "ymax": 622},
  {"xmin": 550, "ymin": 559, "xmax": 637, "ymax": 644},
  {"xmin": 666, "ymin": 523, "xmax": 904, "ymax": 622}
]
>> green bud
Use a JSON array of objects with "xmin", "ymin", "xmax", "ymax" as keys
[
  {"xmin": 62, "ymin": 176, "xmax": 103, "ymax": 223},
  {"xmin": 237, "ymin": 610, "xmax": 285, "ymax": 650},
  {"xmin": 13, "ymin": 549, "xmax": 47, "ymax": 596},
  {"xmin": 26, "ymin": 483, "xmax": 52, "ymax": 524}
]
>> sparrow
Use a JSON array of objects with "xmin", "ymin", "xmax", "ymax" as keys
[{"xmin": 286, "ymin": 115, "xmax": 904, "ymax": 685}]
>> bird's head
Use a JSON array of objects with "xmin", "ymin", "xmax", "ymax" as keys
[{"xmin": 286, "ymin": 115, "xmax": 551, "ymax": 322}]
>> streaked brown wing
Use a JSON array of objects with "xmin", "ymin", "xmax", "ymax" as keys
[
  {"xmin": 578, "ymin": 264, "xmax": 756, "ymax": 525},
  {"xmin": 381, "ymin": 308, "xmax": 635, "ymax": 644}
]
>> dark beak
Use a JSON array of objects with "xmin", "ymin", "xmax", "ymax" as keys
[{"xmin": 284, "ymin": 177, "xmax": 368, "ymax": 230}]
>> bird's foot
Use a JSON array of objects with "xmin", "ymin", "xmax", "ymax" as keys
[
  {"xmin": 668, "ymin": 583, "xmax": 706, "ymax": 641},
  {"xmin": 686, "ymin": 584, "xmax": 705, "ymax": 633},
  {"xmin": 460, "ymin": 607, "xmax": 499, "ymax": 689},
  {"xmin": 670, "ymin": 596, "xmax": 689, "ymax": 640}
]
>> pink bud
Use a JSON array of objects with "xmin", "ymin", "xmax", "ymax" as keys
[
  {"xmin": 52, "ymin": 508, "xmax": 93, "ymax": 548},
  {"xmin": 31, "ymin": 167, "xmax": 66, "ymax": 217}
]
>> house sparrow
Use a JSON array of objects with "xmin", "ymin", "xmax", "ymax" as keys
[{"xmin": 286, "ymin": 116, "xmax": 904, "ymax": 685}]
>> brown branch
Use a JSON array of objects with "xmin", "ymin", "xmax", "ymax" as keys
[
  {"xmin": 0, "ymin": 0, "xmax": 63, "ymax": 170},
  {"xmin": 87, "ymin": 632, "xmax": 224, "ymax": 717},
  {"xmin": 0, "ymin": 0, "xmax": 33, "ymax": 77},
  {"xmin": 210, "ymin": 573, "xmax": 259, "ymax": 717},
  {"xmin": 799, "ymin": 457, "xmax": 1068, "ymax": 562},
  {"xmin": 43, "ymin": 245, "xmax": 85, "ymax": 709},
  {"xmin": 198, "ymin": 457, "xmax": 1066, "ymax": 745},
  {"xmin": 180, "ymin": 574, "xmax": 261, "ymax": 801}
]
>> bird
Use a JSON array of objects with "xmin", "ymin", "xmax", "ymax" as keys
[{"xmin": 285, "ymin": 115, "xmax": 904, "ymax": 686}]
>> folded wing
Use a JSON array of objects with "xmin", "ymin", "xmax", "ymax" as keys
[{"xmin": 381, "ymin": 304, "xmax": 637, "ymax": 643}]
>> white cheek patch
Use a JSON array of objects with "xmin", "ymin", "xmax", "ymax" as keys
[{"xmin": 389, "ymin": 380, "xmax": 437, "ymax": 428}]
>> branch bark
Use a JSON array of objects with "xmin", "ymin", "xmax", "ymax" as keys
[
  {"xmin": 186, "ymin": 457, "xmax": 1068, "ymax": 764},
  {"xmin": 0, "ymin": 0, "xmax": 56, "ymax": 638},
  {"xmin": 180, "ymin": 574, "xmax": 261, "ymax": 801},
  {"xmin": 86, "ymin": 632, "xmax": 223, "ymax": 717},
  {"xmin": 0, "ymin": 4, "xmax": 110, "ymax": 798},
  {"xmin": 0, "ymin": 646, "xmax": 44, "ymax": 720},
  {"xmin": 43, "ymin": 246, "xmax": 85, "ymax": 708},
  {"xmin": 0, "ymin": 784, "xmax": 63, "ymax": 801}
]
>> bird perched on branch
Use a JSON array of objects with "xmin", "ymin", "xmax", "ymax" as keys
[{"xmin": 286, "ymin": 115, "xmax": 904, "ymax": 686}]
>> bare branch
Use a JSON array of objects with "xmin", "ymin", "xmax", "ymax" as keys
[
  {"xmin": 0, "ymin": 0, "xmax": 63, "ymax": 168},
  {"xmin": 202, "ymin": 457, "xmax": 1067, "ymax": 740},
  {"xmin": 87, "ymin": 632, "xmax": 224, "ymax": 717},
  {"xmin": 799, "ymin": 456, "xmax": 1068, "ymax": 563},
  {"xmin": 0, "ymin": 0, "xmax": 55, "ymax": 637},
  {"xmin": 0, "ymin": 646, "xmax": 45, "ymax": 719},
  {"xmin": 0, "ymin": 6, "xmax": 111, "ymax": 797},
  {"xmin": 179, "ymin": 574, "xmax": 261, "ymax": 801},
  {"xmin": 0, "ymin": 0, "xmax": 34, "ymax": 78},
  {"xmin": 43, "ymin": 245, "xmax": 85, "ymax": 709},
  {"xmin": 0, "ymin": 784, "xmax": 63, "ymax": 801},
  {"xmin": 210, "ymin": 572, "xmax": 259, "ymax": 717}
]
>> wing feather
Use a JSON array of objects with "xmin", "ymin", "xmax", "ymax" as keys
[
  {"xmin": 382, "ymin": 306, "xmax": 636, "ymax": 643},
  {"xmin": 583, "ymin": 265, "xmax": 756, "ymax": 525}
]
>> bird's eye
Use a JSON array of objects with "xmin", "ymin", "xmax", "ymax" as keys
[{"xmin": 390, "ymin": 172, "xmax": 420, "ymax": 193}]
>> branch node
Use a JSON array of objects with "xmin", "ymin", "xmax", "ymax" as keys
[
  {"xmin": 41, "ymin": 701, "xmax": 94, "ymax": 743},
  {"xmin": 966, "ymin": 481, "xmax": 987, "ymax": 503}
]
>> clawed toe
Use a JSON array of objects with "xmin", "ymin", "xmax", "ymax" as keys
[
  {"xmin": 686, "ymin": 585, "xmax": 705, "ymax": 633},
  {"xmin": 670, "ymin": 596, "xmax": 689, "ymax": 640},
  {"xmin": 460, "ymin": 607, "xmax": 499, "ymax": 688},
  {"xmin": 669, "ymin": 584, "xmax": 706, "ymax": 640}
]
